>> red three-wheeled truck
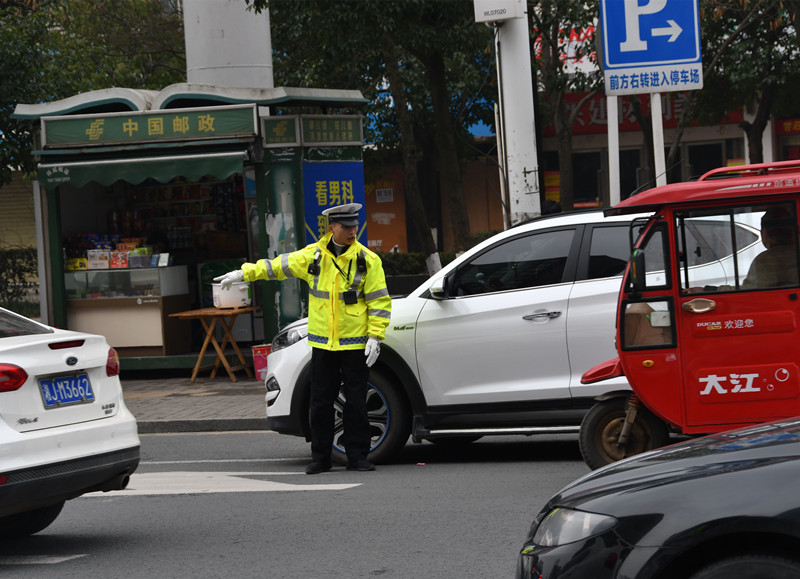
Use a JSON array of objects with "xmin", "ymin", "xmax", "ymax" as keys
[{"xmin": 580, "ymin": 160, "xmax": 800, "ymax": 469}]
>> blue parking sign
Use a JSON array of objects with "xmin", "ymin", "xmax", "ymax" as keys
[{"xmin": 601, "ymin": 0, "xmax": 703, "ymax": 95}]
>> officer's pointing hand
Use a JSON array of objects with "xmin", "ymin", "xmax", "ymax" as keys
[
  {"xmin": 213, "ymin": 270, "xmax": 244, "ymax": 290},
  {"xmin": 365, "ymin": 337, "xmax": 381, "ymax": 367}
]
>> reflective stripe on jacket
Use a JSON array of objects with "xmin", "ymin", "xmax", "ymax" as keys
[{"xmin": 241, "ymin": 232, "xmax": 391, "ymax": 350}]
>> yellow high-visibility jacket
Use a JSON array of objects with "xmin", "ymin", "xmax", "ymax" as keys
[{"xmin": 241, "ymin": 232, "xmax": 391, "ymax": 351}]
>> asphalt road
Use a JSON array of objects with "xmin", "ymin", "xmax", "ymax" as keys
[{"xmin": 0, "ymin": 432, "xmax": 589, "ymax": 578}]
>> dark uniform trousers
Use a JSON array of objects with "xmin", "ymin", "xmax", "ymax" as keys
[{"xmin": 309, "ymin": 348, "xmax": 372, "ymax": 463}]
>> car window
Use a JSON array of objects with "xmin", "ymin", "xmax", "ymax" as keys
[
  {"xmin": 451, "ymin": 228, "xmax": 575, "ymax": 296},
  {"xmin": 0, "ymin": 309, "xmax": 53, "ymax": 338},
  {"xmin": 587, "ymin": 225, "xmax": 630, "ymax": 279}
]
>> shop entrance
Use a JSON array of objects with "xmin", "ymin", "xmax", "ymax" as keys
[{"xmin": 58, "ymin": 170, "xmax": 256, "ymax": 358}]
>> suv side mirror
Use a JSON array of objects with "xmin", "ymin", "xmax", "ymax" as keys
[
  {"xmin": 430, "ymin": 274, "xmax": 449, "ymax": 299},
  {"xmin": 629, "ymin": 249, "xmax": 646, "ymax": 294}
]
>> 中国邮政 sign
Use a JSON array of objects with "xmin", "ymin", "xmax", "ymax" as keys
[{"xmin": 42, "ymin": 104, "xmax": 258, "ymax": 148}]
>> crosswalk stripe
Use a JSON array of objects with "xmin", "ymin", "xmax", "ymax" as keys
[
  {"xmin": 83, "ymin": 471, "xmax": 360, "ymax": 496},
  {"xmin": 0, "ymin": 555, "xmax": 87, "ymax": 565}
]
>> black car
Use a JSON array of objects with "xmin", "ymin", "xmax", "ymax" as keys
[{"xmin": 517, "ymin": 418, "xmax": 800, "ymax": 579}]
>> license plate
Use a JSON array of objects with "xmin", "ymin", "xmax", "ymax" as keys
[{"xmin": 39, "ymin": 374, "xmax": 95, "ymax": 408}]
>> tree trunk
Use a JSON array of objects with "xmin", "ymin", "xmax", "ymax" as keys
[
  {"xmin": 422, "ymin": 51, "xmax": 472, "ymax": 252},
  {"xmin": 381, "ymin": 36, "xmax": 441, "ymax": 274},
  {"xmin": 740, "ymin": 82, "xmax": 776, "ymax": 165},
  {"xmin": 548, "ymin": 91, "xmax": 574, "ymax": 211}
]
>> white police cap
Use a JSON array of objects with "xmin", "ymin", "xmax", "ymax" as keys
[{"xmin": 322, "ymin": 203, "xmax": 362, "ymax": 226}]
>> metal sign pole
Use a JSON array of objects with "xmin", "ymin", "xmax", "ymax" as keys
[
  {"xmin": 607, "ymin": 95, "xmax": 621, "ymax": 205},
  {"xmin": 651, "ymin": 93, "xmax": 667, "ymax": 186}
]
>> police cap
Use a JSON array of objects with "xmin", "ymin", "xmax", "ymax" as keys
[{"xmin": 322, "ymin": 203, "xmax": 362, "ymax": 227}]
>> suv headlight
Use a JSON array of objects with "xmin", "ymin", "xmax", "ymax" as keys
[
  {"xmin": 531, "ymin": 508, "xmax": 616, "ymax": 547},
  {"xmin": 271, "ymin": 323, "xmax": 308, "ymax": 353}
]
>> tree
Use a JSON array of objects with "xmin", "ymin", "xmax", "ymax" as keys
[
  {"xmin": 48, "ymin": 0, "xmax": 185, "ymax": 91},
  {"xmin": 0, "ymin": 2, "xmax": 56, "ymax": 185},
  {"xmin": 249, "ymin": 0, "xmax": 496, "ymax": 257},
  {"xmin": 0, "ymin": 0, "xmax": 185, "ymax": 186},
  {"xmin": 696, "ymin": 0, "xmax": 798, "ymax": 165},
  {"xmin": 529, "ymin": 1, "xmax": 601, "ymax": 211}
]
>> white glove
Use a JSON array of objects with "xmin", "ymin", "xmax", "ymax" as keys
[
  {"xmin": 365, "ymin": 337, "xmax": 381, "ymax": 367},
  {"xmin": 213, "ymin": 269, "xmax": 244, "ymax": 290}
]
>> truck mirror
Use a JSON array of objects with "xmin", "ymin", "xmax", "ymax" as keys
[{"xmin": 629, "ymin": 249, "xmax": 646, "ymax": 294}]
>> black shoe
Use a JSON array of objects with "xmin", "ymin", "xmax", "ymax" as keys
[
  {"xmin": 346, "ymin": 459, "xmax": 375, "ymax": 471},
  {"xmin": 305, "ymin": 461, "xmax": 332, "ymax": 475}
]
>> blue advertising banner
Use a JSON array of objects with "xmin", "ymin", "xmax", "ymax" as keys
[{"xmin": 302, "ymin": 161, "xmax": 367, "ymax": 245}]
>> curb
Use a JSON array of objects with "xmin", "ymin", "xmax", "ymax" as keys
[{"xmin": 137, "ymin": 417, "xmax": 270, "ymax": 434}]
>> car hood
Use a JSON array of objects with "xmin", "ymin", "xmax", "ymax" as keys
[{"xmin": 551, "ymin": 418, "xmax": 800, "ymax": 544}]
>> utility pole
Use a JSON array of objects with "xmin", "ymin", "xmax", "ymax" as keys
[{"xmin": 474, "ymin": 0, "xmax": 541, "ymax": 226}]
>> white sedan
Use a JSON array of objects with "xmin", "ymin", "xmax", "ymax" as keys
[{"xmin": 0, "ymin": 307, "xmax": 140, "ymax": 539}]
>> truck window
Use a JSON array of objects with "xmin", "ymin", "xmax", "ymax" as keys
[
  {"xmin": 621, "ymin": 299, "xmax": 674, "ymax": 349},
  {"xmin": 625, "ymin": 221, "xmax": 670, "ymax": 291},
  {"xmin": 676, "ymin": 202, "xmax": 799, "ymax": 293}
]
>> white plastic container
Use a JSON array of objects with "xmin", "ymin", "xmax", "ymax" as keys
[{"xmin": 212, "ymin": 282, "xmax": 252, "ymax": 308}]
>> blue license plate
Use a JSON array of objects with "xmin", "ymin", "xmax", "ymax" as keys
[{"xmin": 39, "ymin": 374, "xmax": 94, "ymax": 408}]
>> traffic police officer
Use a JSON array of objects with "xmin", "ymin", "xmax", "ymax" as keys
[{"xmin": 214, "ymin": 203, "xmax": 391, "ymax": 474}]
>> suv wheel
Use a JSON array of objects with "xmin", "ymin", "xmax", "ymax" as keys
[{"xmin": 332, "ymin": 370, "xmax": 410, "ymax": 464}]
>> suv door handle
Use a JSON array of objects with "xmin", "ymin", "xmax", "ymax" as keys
[{"xmin": 523, "ymin": 311, "xmax": 562, "ymax": 321}]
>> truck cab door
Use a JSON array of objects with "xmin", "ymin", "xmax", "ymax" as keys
[{"xmin": 673, "ymin": 200, "xmax": 800, "ymax": 431}]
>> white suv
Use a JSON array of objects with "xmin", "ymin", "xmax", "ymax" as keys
[
  {"xmin": 264, "ymin": 210, "xmax": 651, "ymax": 463},
  {"xmin": 264, "ymin": 209, "xmax": 756, "ymax": 463}
]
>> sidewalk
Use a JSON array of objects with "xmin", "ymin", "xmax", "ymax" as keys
[{"xmin": 121, "ymin": 369, "xmax": 269, "ymax": 434}]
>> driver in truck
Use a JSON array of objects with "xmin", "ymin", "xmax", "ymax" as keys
[{"xmin": 742, "ymin": 206, "xmax": 799, "ymax": 289}]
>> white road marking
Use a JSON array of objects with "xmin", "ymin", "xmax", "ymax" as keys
[
  {"xmin": 0, "ymin": 555, "xmax": 87, "ymax": 565},
  {"xmin": 143, "ymin": 458, "xmax": 304, "ymax": 465},
  {"xmin": 83, "ymin": 471, "xmax": 360, "ymax": 496}
]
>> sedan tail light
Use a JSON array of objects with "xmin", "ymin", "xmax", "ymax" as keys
[
  {"xmin": 106, "ymin": 348, "xmax": 120, "ymax": 377},
  {"xmin": 0, "ymin": 363, "xmax": 28, "ymax": 392}
]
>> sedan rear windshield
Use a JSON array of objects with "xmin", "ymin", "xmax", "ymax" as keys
[{"xmin": 0, "ymin": 309, "xmax": 53, "ymax": 338}]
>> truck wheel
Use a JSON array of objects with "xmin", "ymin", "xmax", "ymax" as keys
[
  {"xmin": 0, "ymin": 501, "xmax": 65, "ymax": 539},
  {"xmin": 579, "ymin": 398, "xmax": 668, "ymax": 470},
  {"xmin": 331, "ymin": 370, "xmax": 410, "ymax": 465}
]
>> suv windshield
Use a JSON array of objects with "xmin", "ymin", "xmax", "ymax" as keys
[{"xmin": 0, "ymin": 309, "xmax": 53, "ymax": 338}]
